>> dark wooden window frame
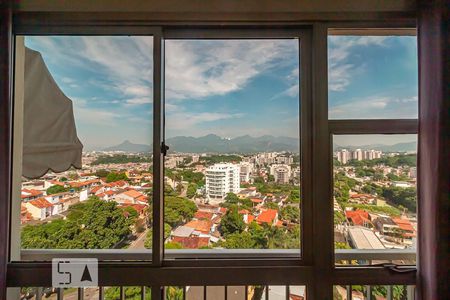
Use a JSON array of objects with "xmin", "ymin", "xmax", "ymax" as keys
[{"xmin": 2, "ymin": 15, "xmax": 420, "ymax": 299}]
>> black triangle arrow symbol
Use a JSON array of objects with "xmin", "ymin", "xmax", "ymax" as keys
[{"xmin": 81, "ymin": 265, "xmax": 92, "ymax": 282}]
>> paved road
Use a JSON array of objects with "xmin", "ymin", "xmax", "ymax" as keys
[{"xmin": 128, "ymin": 228, "xmax": 149, "ymax": 249}]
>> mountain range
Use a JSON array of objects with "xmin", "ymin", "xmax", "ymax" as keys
[
  {"xmin": 101, "ymin": 135, "xmax": 416, "ymax": 153},
  {"xmin": 333, "ymin": 141, "xmax": 417, "ymax": 152}
]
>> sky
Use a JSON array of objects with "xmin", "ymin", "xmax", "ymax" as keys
[{"xmin": 24, "ymin": 35, "xmax": 418, "ymax": 150}]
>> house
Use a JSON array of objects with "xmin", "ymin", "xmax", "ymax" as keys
[
  {"xmin": 392, "ymin": 217, "xmax": 416, "ymax": 239},
  {"xmin": 256, "ymin": 208, "xmax": 278, "ymax": 226},
  {"xmin": 349, "ymin": 193, "xmax": 376, "ymax": 205},
  {"xmin": 347, "ymin": 226, "xmax": 385, "ymax": 250},
  {"xmin": 69, "ymin": 179, "xmax": 101, "ymax": 190},
  {"xmin": 21, "ymin": 189, "xmax": 44, "ymax": 202},
  {"xmin": 20, "ymin": 205, "xmax": 33, "ymax": 224},
  {"xmin": 114, "ymin": 189, "xmax": 147, "ymax": 204},
  {"xmin": 374, "ymin": 216, "xmax": 398, "ymax": 237},
  {"xmin": 24, "ymin": 198, "xmax": 54, "ymax": 220},
  {"xmin": 184, "ymin": 219, "xmax": 213, "ymax": 234},
  {"xmin": 345, "ymin": 209, "xmax": 372, "ymax": 228}
]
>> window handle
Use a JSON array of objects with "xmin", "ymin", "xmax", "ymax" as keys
[{"xmin": 161, "ymin": 142, "xmax": 169, "ymax": 156}]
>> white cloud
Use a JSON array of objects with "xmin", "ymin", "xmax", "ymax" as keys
[
  {"xmin": 329, "ymin": 95, "xmax": 418, "ymax": 119},
  {"xmin": 167, "ymin": 111, "xmax": 244, "ymax": 131},
  {"xmin": 125, "ymin": 97, "xmax": 152, "ymax": 105},
  {"xmin": 165, "ymin": 39, "xmax": 297, "ymax": 101},
  {"xmin": 27, "ymin": 36, "xmax": 154, "ymax": 105},
  {"xmin": 328, "ymin": 36, "xmax": 390, "ymax": 92},
  {"xmin": 72, "ymin": 98, "xmax": 121, "ymax": 126}
]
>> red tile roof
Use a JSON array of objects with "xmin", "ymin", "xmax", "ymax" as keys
[
  {"xmin": 50, "ymin": 180, "xmax": 65, "ymax": 187},
  {"xmin": 250, "ymin": 198, "xmax": 263, "ymax": 203},
  {"xmin": 256, "ymin": 209, "xmax": 278, "ymax": 225},
  {"xmin": 106, "ymin": 180, "xmax": 127, "ymax": 187},
  {"xmin": 21, "ymin": 189, "xmax": 43, "ymax": 199},
  {"xmin": 392, "ymin": 218, "xmax": 415, "ymax": 232},
  {"xmin": 184, "ymin": 220, "xmax": 212, "ymax": 234},
  {"xmin": 122, "ymin": 189, "xmax": 144, "ymax": 199},
  {"xmin": 90, "ymin": 186, "xmax": 103, "ymax": 194},
  {"xmin": 28, "ymin": 198, "xmax": 53, "ymax": 209},
  {"xmin": 194, "ymin": 211, "xmax": 214, "ymax": 220},
  {"xmin": 345, "ymin": 210, "xmax": 371, "ymax": 226}
]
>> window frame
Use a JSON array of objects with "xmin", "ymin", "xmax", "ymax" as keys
[{"xmin": 4, "ymin": 17, "xmax": 419, "ymax": 299}]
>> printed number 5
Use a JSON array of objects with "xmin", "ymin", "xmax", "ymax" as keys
[{"xmin": 57, "ymin": 261, "xmax": 72, "ymax": 285}]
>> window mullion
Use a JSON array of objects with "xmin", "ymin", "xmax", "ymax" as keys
[
  {"xmin": 311, "ymin": 22, "xmax": 334, "ymax": 299},
  {"xmin": 152, "ymin": 28, "xmax": 165, "ymax": 266}
]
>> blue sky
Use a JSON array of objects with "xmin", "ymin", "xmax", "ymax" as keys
[{"xmin": 25, "ymin": 35, "xmax": 417, "ymax": 150}]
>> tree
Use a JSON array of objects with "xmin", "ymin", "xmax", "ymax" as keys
[
  {"xmin": 224, "ymin": 192, "xmax": 239, "ymax": 203},
  {"xmin": 165, "ymin": 286, "xmax": 183, "ymax": 300},
  {"xmin": 186, "ymin": 183, "xmax": 197, "ymax": 198},
  {"xmin": 105, "ymin": 172, "xmax": 128, "ymax": 183},
  {"xmin": 164, "ymin": 184, "xmax": 177, "ymax": 197},
  {"xmin": 382, "ymin": 186, "xmax": 417, "ymax": 212},
  {"xmin": 95, "ymin": 169, "xmax": 109, "ymax": 178},
  {"xmin": 145, "ymin": 223, "xmax": 172, "ymax": 249},
  {"xmin": 165, "ymin": 241, "xmax": 183, "ymax": 249},
  {"xmin": 104, "ymin": 287, "xmax": 151, "ymax": 300},
  {"xmin": 220, "ymin": 231, "xmax": 255, "ymax": 249},
  {"xmin": 287, "ymin": 189, "xmax": 300, "ymax": 203},
  {"xmin": 263, "ymin": 202, "xmax": 279, "ymax": 210},
  {"xmin": 219, "ymin": 207, "xmax": 245, "ymax": 236},
  {"xmin": 59, "ymin": 177, "xmax": 68, "ymax": 182},
  {"xmin": 280, "ymin": 206, "xmax": 300, "ymax": 223},
  {"xmin": 165, "ymin": 196, "xmax": 197, "ymax": 227},
  {"xmin": 21, "ymin": 197, "xmax": 134, "ymax": 249},
  {"xmin": 46, "ymin": 185, "xmax": 68, "ymax": 195}
]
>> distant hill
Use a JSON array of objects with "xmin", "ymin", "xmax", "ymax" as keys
[
  {"xmin": 103, "ymin": 140, "xmax": 151, "ymax": 152},
  {"xmin": 165, "ymin": 134, "xmax": 299, "ymax": 153},
  {"xmin": 334, "ymin": 141, "xmax": 417, "ymax": 152},
  {"xmin": 103, "ymin": 137, "xmax": 416, "ymax": 154}
]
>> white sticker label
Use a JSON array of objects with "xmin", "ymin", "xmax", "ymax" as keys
[{"xmin": 52, "ymin": 258, "xmax": 98, "ymax": 288}]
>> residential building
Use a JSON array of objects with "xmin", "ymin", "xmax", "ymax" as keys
[
  {"xmin": 270, "ymin": 164, "xmax": 291, "ymax": 184},
  {"xmin": 205, "ymin": 163, "xmax": 240, "ymax": 201},
  {"xmin": 24, "ymin": 198, "xmax": 54, "ymax": 220},
  {"xmin": 239, "ymin": 162, "xmax": 253, "ymax": 183}
]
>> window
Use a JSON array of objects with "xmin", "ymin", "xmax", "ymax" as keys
[
  {"xmin": 164, "ymin": 38, "xmax": 301, "ymax": 253},
  {"xmin": 5, "ymin": 24, "xmax": 418, "ymax": 300},
  {"xmin": 327, "ymin": 32, "xmax": 418, "ymax": 269},
  {"xmin": 14, "ymin": 35, "xmax": 154, "ymax": 256}
]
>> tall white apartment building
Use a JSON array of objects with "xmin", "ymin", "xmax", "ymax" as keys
[
  {"xmin": 353, "ymin": 149, "xmax": 363, "ymax": 161},
  {"xmin": 336, "ymin": 149, "xmax": 383, "ymax": 164},
  {"xmin": 205, "ymin": 163, "xmax": 240, "ymax": 201},
  {"xmin": 275, "ymin": 155, "xmax": 294, "ymax": 165},
  {"xmin": 239, "ymin": 162, "xmax": 253, "ymax": 183},
  {"xmin": 337, "ymin": 149, "xmax": 351, "ymax": 164},
  {"xmin": 270, "ymin": 164, "xmax": 291, "ymax": 184},
  {"xmin": 274, "ymin": 165, "xmax": 291, "ymax": 184}
]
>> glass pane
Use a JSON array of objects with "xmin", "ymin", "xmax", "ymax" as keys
[
  {"xmin": 328, "ymin": 35, "xmax": 418, "ymax": 119},
  {"xmin": 164, "ymin": 39, "xmax": 301, "ymax": 254},
  {"xmin": 17, "ymin": 36, "xmax": 153, "ymax": 255},
  {"xmin": 333, "ymin": 135, "xmax": 417, "ymax": 265}
]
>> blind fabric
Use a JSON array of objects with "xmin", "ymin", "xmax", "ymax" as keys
[{"xmin": 22, "ymin": 47, "xmax": 83, "ymax": 179}]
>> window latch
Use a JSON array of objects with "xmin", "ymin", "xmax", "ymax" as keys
[{"xmin": 161, "ymin": 142, "xmax": 169, "ymax": 156}]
